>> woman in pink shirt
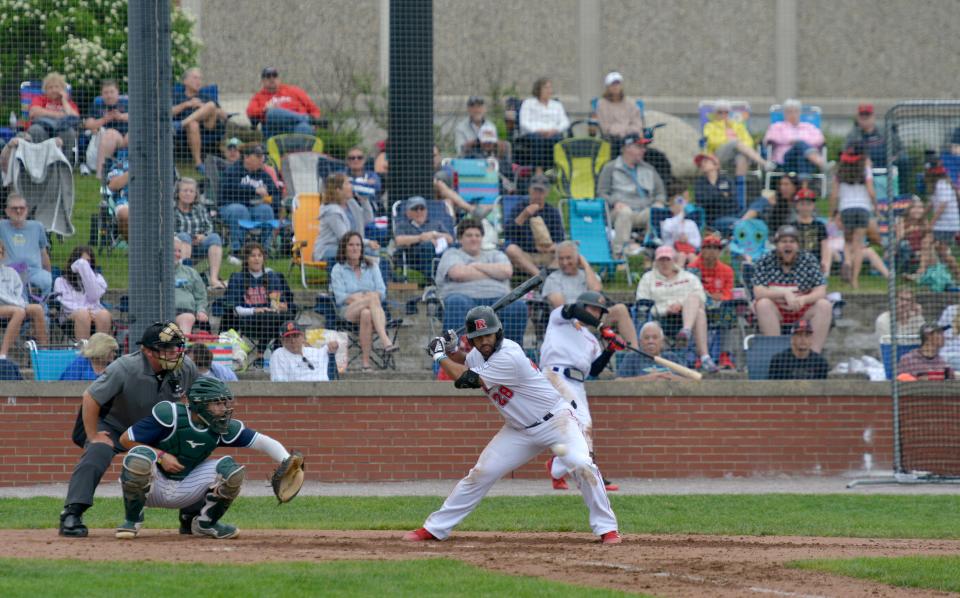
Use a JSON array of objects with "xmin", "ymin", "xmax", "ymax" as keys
[
  {"xmin": 763, "ymin": 99, "xmax": 826, "ymax": 175},
  {"xmin": 53, "ymin": 246, "xmax": 112, "ymax": 341}
]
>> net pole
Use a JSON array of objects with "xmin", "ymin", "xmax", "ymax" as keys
[
  {"xmin": 127, "ymin": 0, "xmax": 176, "ymax": 342},
  {"xmin": 884, "ymin": 105, "xmax": 903, "ymax": 473},
  {"xmin": 388, "ymin": 0, "xmax": 433, "ymax": 205}
]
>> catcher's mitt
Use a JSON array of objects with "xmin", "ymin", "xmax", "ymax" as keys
[{"xmin": 271, "ymin": 450, "xmax": 305, "ymax": 504}]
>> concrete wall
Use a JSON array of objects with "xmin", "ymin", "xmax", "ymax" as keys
[
  {"xmin": 0, "ymin": 381, "xmax": 898, "ymax": 486},
  {"xmin": 187, "ymin": 0, "xmax": 960, "ymax": 118}
]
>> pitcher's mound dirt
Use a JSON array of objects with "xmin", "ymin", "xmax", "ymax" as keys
[{"xmin": 1, "ymin": 530, "xmax": 957, "ymax": 597}]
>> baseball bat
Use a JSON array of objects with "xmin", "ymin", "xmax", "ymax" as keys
[
  {"xmin": 454, "ymin": 271, "xmax": 546, "ymax": 336},
  {"xmin": 622, "ymin": 345, "xmax": 703, "ymax": 381}
]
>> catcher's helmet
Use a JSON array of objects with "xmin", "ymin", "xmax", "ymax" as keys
[
  {"xmin": 575, "ymin": 291, "xmax": 609, "ymax": 314},
  {"xmin": 187, "ymin": 377, "xmax": 235, "ymax": 434}
]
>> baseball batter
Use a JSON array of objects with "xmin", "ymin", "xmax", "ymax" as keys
[
  {"xmin": 403, "ymin": 305, "xmax": 621, "ymax": 544},
  {"xmin": 539, "ymin": 291, "xmax": 623, "ymax": 492},
  {"xmin": 114, "ymin": 378, "xmax": 296, "ymax": 539}
]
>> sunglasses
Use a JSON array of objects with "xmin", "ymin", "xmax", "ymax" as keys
[
  {"xmin": 262, "ymin": 73, "xmax": 279, "ymax": 79},
  {"xmin": 347, "ymin": 155, "xmax": 364, "ymax": 160},
  {"xmin": 301, "ymin": 356, "xmax": 315, "ymax": 371},
  {"xmin": 410, "ymin": 205, "xmax": 426, "ymax": 211}
]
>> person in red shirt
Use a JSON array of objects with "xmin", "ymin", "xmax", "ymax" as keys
[
  {"xmin": 27, "ymin": 72, "xmax": 81, "ymax": 154},
  {"xmin": 246, "ymin": 67, "xmax": 321, "ymax": 140},
  {"xmin": 688, "ymin": 234, "xmax": 736, "ymax": 369}
]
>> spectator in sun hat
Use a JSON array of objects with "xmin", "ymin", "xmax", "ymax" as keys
[
  {"xmin": 897, "ymin": 324, "xmax": 954, "ymax": 380},
  {"xmin": 752, "ymin": 224, "xmax": 832, "ymax": 353},
  {"xmin": 768, "ymin": 319, "xmax": 829, "ymax": 380},
  {"xmin": 594, "ymin": 71, "xmax": 644, "ymax": 156},
  {"xmin": 246, "ymin": 67, "xmax": 322, "ymax": 140},
  {"xmin": 598, "ymin": 132, "xmax": 666, "ymax": 257}
]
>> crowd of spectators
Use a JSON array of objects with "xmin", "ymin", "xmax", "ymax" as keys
[{"xmin": 4, "ymin": 64, "xmax": 960, "ymax": 385}]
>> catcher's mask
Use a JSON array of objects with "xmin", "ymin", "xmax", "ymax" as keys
[
  {"xmin": 464, "ymin": 305, "xmax": 503, "ymax": 354},
  {"xmin": 187, "ymin": 377, "xmax": 235, "ymax": 434},
  {"xmin": 139, "ymin": 321, "xmax": 186, "ymax": 372}
]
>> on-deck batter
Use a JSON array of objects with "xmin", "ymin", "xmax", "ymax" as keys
[
  {"xmin": 403, "ymin": 305, "xmax": 621, "ymax": 544},
  {"xmin": 539, "ymin": 291, "xmax": 624, "ymax": 491}
]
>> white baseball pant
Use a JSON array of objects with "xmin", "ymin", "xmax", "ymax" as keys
[
  {"xmin": 117, "ymin": 457, "xmax": 225, "ymax": 510},
  {"xmin": 422, "ymin": 407, "xmax": 618, "ymax": 539},
  {"xmin": 544, "ymin": 371, "xmax": 597, "ymax": 480}
]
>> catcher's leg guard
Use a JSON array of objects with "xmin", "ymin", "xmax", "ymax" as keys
[
  {"xmin": 198, "ymin": 457, "xmax": 245, "ymax": 526},
  {"xmin": 120, "ymin": 446, "xmax": 156, "ymax": 524}
]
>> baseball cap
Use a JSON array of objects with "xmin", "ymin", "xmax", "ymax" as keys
[
  {"xmin": 857, "ymin": 103, "xmax": 874, "ymax": 115},
  {"xmin": 919, "ymin": 323, "xmax": 948, "ymax": 344},
  {"xmin": 774, "ymin": 224, "xmax": 800, "ymax": 242},
  {"xmin": 794, "ymin": 188, "xmax": 817, "ymax": 201},
  {"xmin": 405, "ymin": 195, "xmax": 427, "ymax": 210},
  {"xmin": 261, "ymin": 66, "xmax": 279, "ymax": 78},
  {"xmin": 654, "ymin": 245, "xmax": 676, "ymax": 260},
  {"xmin": 226, "ymin": 137, "xmax": 241, "ymax": 149},
  {"xmin": 791, "ymin": 320, "xmax": 813, "ymax": 335},
  {"xmin": 138, "ymin": 321, "xmax": 186, "ymax": 349},
  {"xmin": 604, "ymin": 71, "xmax": 623, "ymax": 87},
  {"xmin": 702, "ymin": 235, "xmax": 723, "ymax": 249},
  {"xmin": 528, "ymin": 174, "xmax": 550, "ymax": 191},
  {"xmin": 280, "ymin": 321, "xmax": 304, "ymax": 337},
  {"xmin": 478, "ymin": 122, "xmax": 498, "ymax": 144},
  {"xmin": 622, "ymin": 133, "xmax": 651, "ymax": 147},
  {"xmin": 694, "ymin": 153, "xmax": 718, "ymax": 168},
  {"xmin": 466, "ymin": 95, "xmax": 485, "ymax": 106},
  {"xmin": 240, "ymin": 143, "xmax": 264, "ymax": 157}
]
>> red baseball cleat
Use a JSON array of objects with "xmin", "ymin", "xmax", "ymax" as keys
[
  {"xmin": 603, "ymin": 478, "xmax": 619, "ymax": 492},
  {"xmin": 601, "ymin": 531, "xmax": 622, "ymax": 544},
  {"xmin": 718, "ymin": 352, "xmax": 736, "ymax": 370},
  {"xmin": 402, "ymin": 527, "xmax": 438, "ymax": 541},
  {"xmin": 545, "ymin": 457, "xmax": 569, "ymax": 490}
]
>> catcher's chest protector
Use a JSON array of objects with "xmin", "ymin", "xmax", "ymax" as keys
[{"xmin": 156, "ymin": 404, "xmax": 242, "ymax": 480}]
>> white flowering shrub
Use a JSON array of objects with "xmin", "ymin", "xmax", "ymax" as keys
[{"xmin": 0, "ymin": 0, "xmax": 200, "ymax": 113}]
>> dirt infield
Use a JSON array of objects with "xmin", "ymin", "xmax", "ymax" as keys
[{"xmin": 1, "ymin": 530, "xmax": 957, "ymax": 597}]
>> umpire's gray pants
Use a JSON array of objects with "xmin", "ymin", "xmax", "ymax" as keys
[{"xmin": 64, "ymin": 425, "xmax": 124, "ymax": 509}]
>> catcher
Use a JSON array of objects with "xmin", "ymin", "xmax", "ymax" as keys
[{"xmin": 114, "ymin": 377, "xmax": 304, "ymax": 540}]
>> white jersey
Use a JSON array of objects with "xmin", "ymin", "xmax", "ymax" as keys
[
  {"xmin": 466, "ymin": 338, "xmax": 564, "ymax": 429},
  {"xmin": 539, "ymin": 307, "xmax": 602, "ymax": 375}
]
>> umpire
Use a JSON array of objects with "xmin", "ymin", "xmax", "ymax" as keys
[{"xmin": 59, "ymin": 321, "xmax": 199, "ymax": 537}]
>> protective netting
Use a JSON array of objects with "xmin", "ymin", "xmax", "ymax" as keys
[{"xmin": 885, "ymin": 102, "xmax": 960, "ymax": 478}]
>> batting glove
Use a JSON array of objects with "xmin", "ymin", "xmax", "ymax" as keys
[
  {"xmin": 427, "ymin": 336, "xmax": 447, "ymax": 362},
  {"xmin": 600, "ymin": 326, "xmax": 626, "ymax": 352},
  {"xmin": 441, "ymin": 329, "xmax": 461, "ymax": 353}
]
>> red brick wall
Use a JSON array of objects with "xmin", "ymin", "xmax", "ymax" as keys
[{"xmin": 0, "ymin": 391, "xmax": 893, "ymax": 486}]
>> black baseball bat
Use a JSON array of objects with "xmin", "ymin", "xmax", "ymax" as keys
[{"xmin": 453, "ymin": 271, "xmax": 546, "ymax": 336}]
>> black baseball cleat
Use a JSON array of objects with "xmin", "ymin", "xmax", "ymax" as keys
[
  {"xmin": 179, "ymin": 512, "xmax": 195, "ymax": 535},
  {"xmin": 59, "ymin": 509, "xmax": 88, "ymax": 537}
]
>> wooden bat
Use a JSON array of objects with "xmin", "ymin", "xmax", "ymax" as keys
[
  {"xmin": 623, "ymin": 345, "xmax": 703, "ymax": 381},
  {"xmin": 454, "ymin": 271, "xmax": 546, "ymax": 336}
]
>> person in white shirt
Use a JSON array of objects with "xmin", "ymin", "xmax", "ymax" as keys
[
  {"xmin": 926, "ymin": 161, "xmax": 960, "ymax": 282},
  {"xmin": 518, "ymin": 77, "xmax": 569, "ymax": 173},
  {"xmin": 269, "ymin": 321, "xmax": 338, "ymax": 382},
  {"xmin": 539, "ymin": 291, "xmax": 624, "ymax": 492},
  {"xmin": 660, "ymin": 184, "xmax": 701, "ymax": 268}
]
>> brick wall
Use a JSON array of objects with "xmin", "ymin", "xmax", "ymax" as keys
[{"xmin": 0, "ymin": 381, "xmax": 895, "ymax": 486}]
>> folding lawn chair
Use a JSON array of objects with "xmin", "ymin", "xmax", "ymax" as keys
[
  {"xmin": 880, "ymin": 334, "xmax": 922, "ymax": 380},
  {"xmin": 266, "ymin": 134, "xmax": 323, "ymax": 172},
  {"xmin": 743, "ymin": 334, "xmax": 792, "ymax": 380},
  {"xmin": 565, "ymin": 198, "xmax": 630, "ymax": 283},
  {"xmin": 289, "ymin": 193, "xmax": 327, "ymax": 288},
  {"xmin": 281, "ymin": 152, "xmax": 322, "ymax": 200},
  {"xmin": 553, "ymin": 136, "xmax": 611, "ymax": 199},
  {"xmin": 25, "ymin": 340, "xmax": 79, "ymax": 381},
  {"xmin": 765, "ymin": 104, "xmax": 828, "ymax": 195},
  {"xmin": 313, "ymin": 293, "xmax": 402, "ymax": 370}
]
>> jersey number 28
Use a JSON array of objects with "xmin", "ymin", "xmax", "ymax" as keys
[{"xmin": 491, "ymin": 385, "xmax": 514, "ymax": 407}]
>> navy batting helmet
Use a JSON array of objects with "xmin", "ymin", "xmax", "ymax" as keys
[{"xmin": 465, "ymin": 305, "xmax": 502, "ymax": 339}]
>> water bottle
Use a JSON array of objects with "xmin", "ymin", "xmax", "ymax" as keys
[
  {"xmin": 9, "ymin": 111, "xmax": 17, "ymax": 129},
  {"xmin": 262, "ymin": 346, "xmax": 272, "ymax": 370}
]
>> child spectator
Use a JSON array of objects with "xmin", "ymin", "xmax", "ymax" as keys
[
  {"xmin": 829, "ymin": 145, "xmax": 875, "ymax": 289},
  {"xmin": 0, "ymin": 240, "xmax": 47, "ymax": 359},
  {"xmin": 791, "ymin": 188, "xmax": 829, "ymax": 274},
  {"xmin": 660, "ymin": 181, "xmax": 701, "ymax": 268},
  {"xmin": 53, "ymin": 246, "xmax": 112, "ymax": 341},
  {"xmin": 897, "ymin": 196, "xmax": 934, "ymax": 281},
  {"xmin": 926, "ymin": 160, "xmax": 960, "ymax": 282}
]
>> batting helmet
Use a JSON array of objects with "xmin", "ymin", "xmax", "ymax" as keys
[
  {"xmin": 464, "ymin": 305, "xmax": 504, "ymax": 353},
  {"xmin": 574, "ymin": 291, "xmax": 609, "ymax": 314},
  {"xmin": 187, "ymin": 377, "xmax": 235, "ymax": 435}
]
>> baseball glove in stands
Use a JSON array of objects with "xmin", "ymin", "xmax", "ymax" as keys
[{"xmin": 271, "ymin": 450, "xmax": 305, "ymax": 504}]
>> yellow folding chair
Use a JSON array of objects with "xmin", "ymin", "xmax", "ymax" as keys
[{"xmin": 289, "ymin": 192, "xmax": 327, "ymax": 288}]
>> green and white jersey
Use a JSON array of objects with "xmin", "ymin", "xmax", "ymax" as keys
[{"xmin": 126, "ymin": 401, "xmax": 258, "ymax": 481}]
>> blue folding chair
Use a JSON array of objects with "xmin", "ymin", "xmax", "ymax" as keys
[
  {"xmin": 565, "ymin": 198, "xmax": 631, "ymax": 283},
  {"xmin": 744, "ymin": 334, "xmax": 792, "ymax": 380},
  {"xmin": 880, "ymin": 335, "xmax": 921, "ymax": 380},
  {"xmin": 765, "ymin": 103, "xmax": 828, "ymax": 195},
  {"xmin": 25, "ymin": 340, "xmax": 79, "ymax": 381}
]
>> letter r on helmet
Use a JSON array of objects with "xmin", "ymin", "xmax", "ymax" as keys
[{"xmin": 475, "ymin": 318, "xmax": 487, "ymax": 330}]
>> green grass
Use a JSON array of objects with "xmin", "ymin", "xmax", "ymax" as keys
[
  {"xmin": 0, "ymin": 558, "xmax": 638, "ymax": 598},
  {"xmin": 6, "ymin": 495, "xmax": 960, "ymax": 539},
  {"xmin": 790, "ymin": 556, "xmax": 960, "ymax": 593}
]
